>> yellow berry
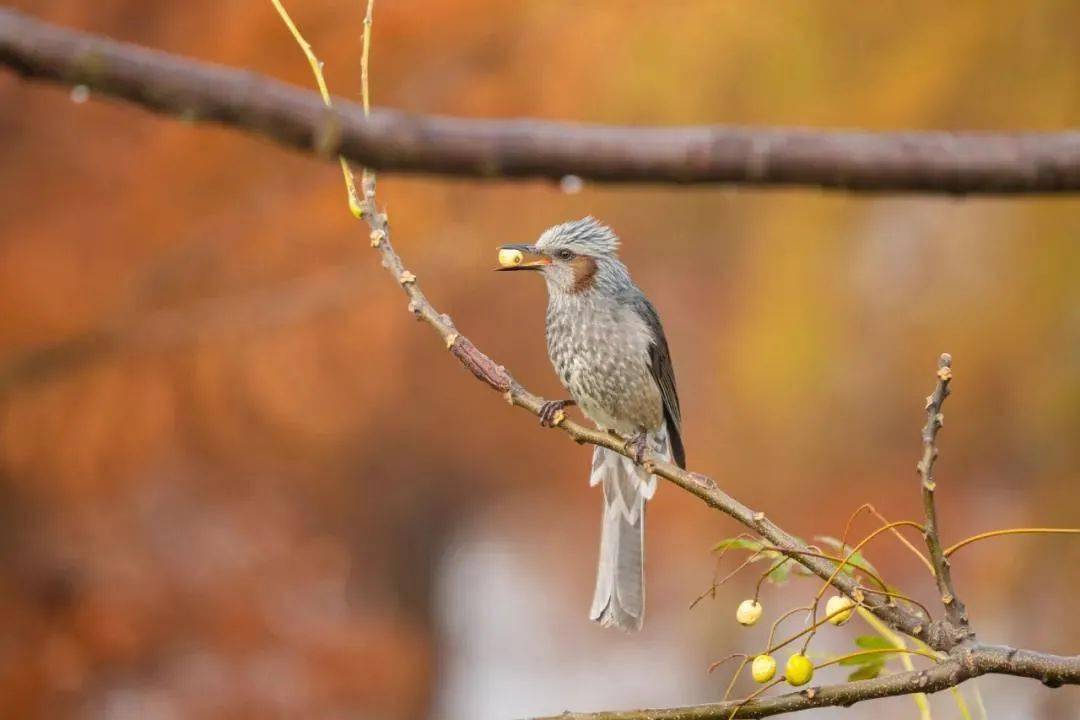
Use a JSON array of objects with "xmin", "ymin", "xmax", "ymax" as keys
[
  {"xmin": 736, "ymin": 599, "xmax": 763, "ymax": 626},
  {"xmin": 785, "ymin": 654, "xmax": 814, "ymax": 686},
  {"xmin": 498, "ymin": 248, "xmax": 523, "ymax": 267},
  {"xmin": 751, "ymin": 654, "xmax": 777, "ymax": 683},
  {"xmin": 826, "ymin": 595, "xmax": 856, "ymax": 626}
]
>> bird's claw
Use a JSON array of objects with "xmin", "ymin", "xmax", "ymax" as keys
[
  {"xmin": 625, "ymin": 432, "xmax": 649, "ymax": 464},
  {"xmin": 539, "ymin": 399, "xmax": 572, "ymax": 427}
]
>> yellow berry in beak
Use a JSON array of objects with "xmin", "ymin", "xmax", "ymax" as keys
[
  {"xmin": 785, "ymin": 654, "xmax": 814, "ymax": 686},
  {"xmin": 751, "ymin": 654, "xmax": 777, "ymax": 683},
  {"xmin": 498, "ymin": 248, "xmax": 524, "ymax": 267},
  {"xmin": 736, "ymin": 599, "xmax": 763, "ymax": 626},
  {"xmin": 826, "ymin": 595, "xmax": 856, "ymax": 626}
]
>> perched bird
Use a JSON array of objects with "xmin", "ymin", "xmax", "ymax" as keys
[{"xmin": 497, "ymin": 217, "xmax": 685, "ymax": 631}]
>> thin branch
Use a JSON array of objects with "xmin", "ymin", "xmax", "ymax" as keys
[
  {"xmin": 754, "ymin": 544, "xmax": 891, "ymax": 593},
  {"xmin": 841, "ymin": 502, "xmax": 935, "ymax": 575},
  {"xmin": 857, "ymin": 587, "xmax": 933, "ymax": 623},
  {"xmin": 4, "ymin": 7, "xmax": 1080, "ymax": 194},
  {"xmin": 918, "ymin": 354, "xmax": 970, "ymax": 637},
  {"xmin": 814, "ymin": 647, "xmax": 942, "ymax": 671},
  {"xmin": 944, "ymin": 527, "xmax": 1080, "ymax": 557}
]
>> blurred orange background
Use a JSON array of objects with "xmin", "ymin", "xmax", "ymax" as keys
[{"xmin": 1, "ymin": 1, "xmax": 1078, "ymax": 719}]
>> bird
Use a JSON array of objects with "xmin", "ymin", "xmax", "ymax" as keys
[{"xmin": 497, "ymin": 217, "xmax": 684, "ymax": 631}]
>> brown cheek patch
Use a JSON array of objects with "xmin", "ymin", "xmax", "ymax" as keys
[{"xmin": 570, "ymin": 255, "xmax": 598, "ymax": 293}]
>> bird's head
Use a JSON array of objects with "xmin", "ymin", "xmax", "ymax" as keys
[{"xmin": 496, "ymin": 216, "xmax": 622, "ymax": 295}]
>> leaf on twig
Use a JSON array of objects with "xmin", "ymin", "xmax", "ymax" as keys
[
  {"xmin": 856, "ymin": 635, "xmax": 895, "ymax": 651},
  {"xmin": 711, "ymin": 536, "xmax": 795, "ymax": 585},
  {"xmin": 848, "ymin": 661, "xmax": 885, "ymax": 681},
  {"xmin": 713, "ymin": 537, "xmax": 764, "ymax": 553},
  {"xmin": 839, "ymin": 654, "xmax": 883, "ymax": 666},
  {"xmin": 766, "ymin": 559, "xmax": 792, "ymax": 584},
  {"xmin": 816, "ymin": 535, "xmax": 880, "ymax": 576}
]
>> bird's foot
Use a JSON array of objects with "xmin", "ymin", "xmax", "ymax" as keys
[
  {"xmin": 625, "ymin": 431, "xmax": 649, "ymax": 465},
  {"xmin": 538, "ymin": 398, "xmax": 575, "ymax": 427}
]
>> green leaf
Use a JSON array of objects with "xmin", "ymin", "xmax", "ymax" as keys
[
  {"xmin": 765, "ymin": 558, "xmax": 792, "ymax": 584},
  {"xmin": 712, "ymin": 537, "xmax": 764, "ymax": 553},
  {"xmin": 839, "ymin": 652, "xmax": 885, "ymax": 666},
  {"xmin": 848, "ymin": 661, "xmax": 885, "ymax": 681},
  {"xmin": 855, "ymin": 635, "xmax": 895, "ymax": 651},
  {"xmin": 815, "ymin": 535, "xmax": 880, "ymax": 576}
]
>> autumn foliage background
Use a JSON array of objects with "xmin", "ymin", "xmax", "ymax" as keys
[{"xmin": 1, "ymin": 1, "xmax": 1078, "ymax": 719}]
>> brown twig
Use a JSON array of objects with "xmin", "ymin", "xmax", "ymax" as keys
[
  {"xmin": 814, "ymin": 647, "xmax": 941, "ymax": 671},
  {"xmin": 3, "ymin": 8, "xmax": 1080, "ymax": 194},
  {"xmin": 918, "ymin": 354, "xmax": 971, "ymax": 638},
  {"xmin": 858, "ymin": 587, "xmax": 933, "ymax": 623},
  {"xmin": 754, "ymin": 544, "xmax": 890, "ymax": 593},
  {"xmin": 944, "ymin": 527, "xmax": 1080, "ymax": 557},
  {"xmin": 840, "ymin": 503, "xmax": 934, "ymax": 575}
]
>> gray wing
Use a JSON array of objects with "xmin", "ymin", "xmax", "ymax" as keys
[{"xmin": 630, "ymin": 295, "xmax": 685, "ymax": 468}]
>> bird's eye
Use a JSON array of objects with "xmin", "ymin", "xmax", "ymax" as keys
[{"xmin": 556, "ymin": 249, "xmax": 574, "ymax": 261}]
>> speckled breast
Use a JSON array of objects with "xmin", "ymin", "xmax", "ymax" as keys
[{"xmin": 546, "ymin": 294, "xmax": 663, "ymax": 435}]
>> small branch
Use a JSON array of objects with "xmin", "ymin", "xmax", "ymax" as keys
[
  {"xmin": 857, "ymin": 587, "xmax": 934, "ymax": 623},
  {"xmin": 918, "ymin": 354, "xmax": 970, "ymax": 638},
  {"xmin": 3, "ymin": 7, "xmax": 1080, "ymax": 194}
]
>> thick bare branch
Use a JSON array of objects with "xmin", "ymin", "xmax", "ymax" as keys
[
  {"xmin": 3, "ymin": 7, "xmax": 1080, "ymax": 194},
  {"xmin": 524, "ymin": 645, "xmax": 1080, "ymax": 719}
]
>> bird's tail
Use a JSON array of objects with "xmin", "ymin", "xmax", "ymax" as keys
[{"xmin": 588, "ymin": 429, "xmax": 669, "ymax": 631}]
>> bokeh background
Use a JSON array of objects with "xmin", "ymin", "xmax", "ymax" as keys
[{"xmin": 1, "ymin": 1, "xmax": 1078, "ymax": 718}]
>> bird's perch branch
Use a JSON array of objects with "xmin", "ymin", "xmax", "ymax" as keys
[{"xmin": 3, "ymin": 7, "xmax": 1080, "ymax": 194}]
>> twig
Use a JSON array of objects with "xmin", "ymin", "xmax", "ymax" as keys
[
  {"xmin": 762, "ymin": 604, "xmax": 862, "ymax": 656},
  {"xmin": 708, "ymin": 654, "xmax": 748, "ymax": 675},
  {"xmin": 857, "ymin": 587, "xmax": 933, "ymax": 623},
  {"xmin": 944, "ymin": 527, "xmax": 1080, "ymax": 557},
  {"xmin": 755, "ymin": 544, "xmax": 890, "ymax": 593},
  {"xmin": 918, "ymin": 354, "xmax": 970, "ymax": 636},
  {"xmin": 841, "ymin": 503, "xmax": 934, "ymax": 575},
  {"xmin": 4, "ymin": 7, "xmax": 1080, "ymax": 194},
  {"xmin": 815, "ymin": 647, "xmax": 942, "ymax": 671}
]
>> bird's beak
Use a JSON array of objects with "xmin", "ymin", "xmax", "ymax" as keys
[{"xmin": 495, "ymin": 244, "xmax": 550, "ymax": 271}]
